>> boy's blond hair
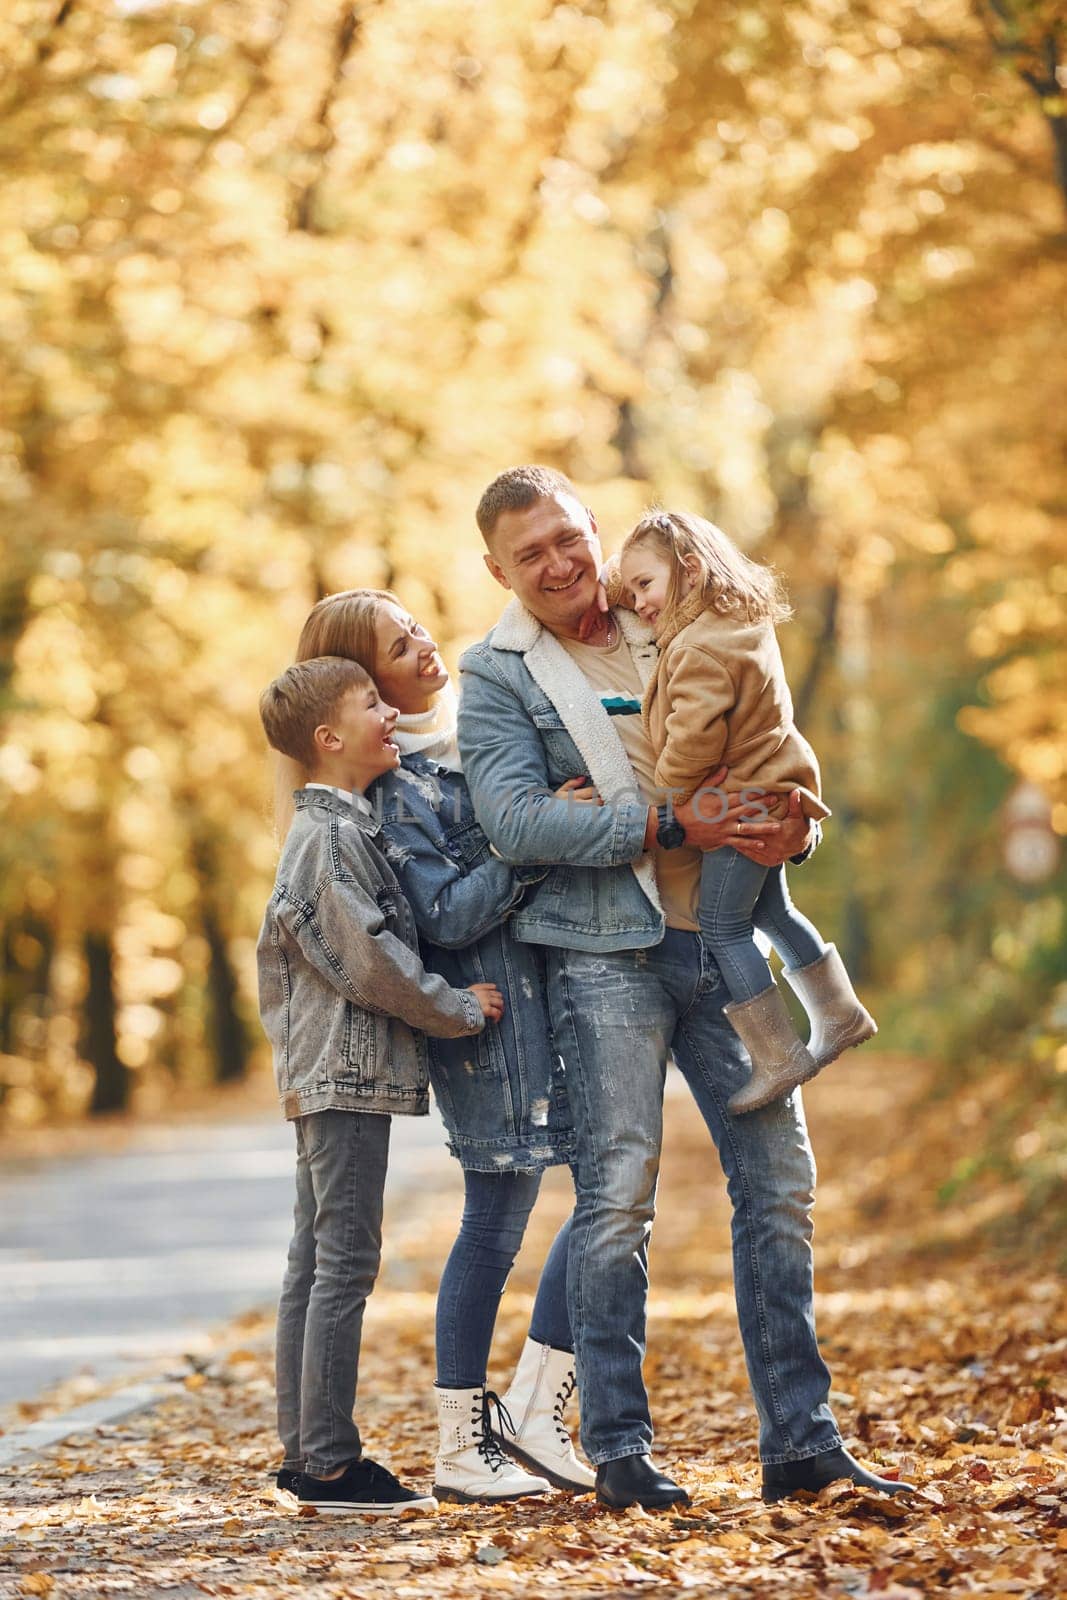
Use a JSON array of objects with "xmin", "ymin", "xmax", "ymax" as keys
[
  {"xmin": 259, "ymin": 655, "xmax": 372, "ymax": 769},
  {"xmin": 270, "ymin": 590, "xmax": 400, "ymax": 843},
  {"xmin": 621, "ymin": 509, "xmax": 791, "ymax": 629}
]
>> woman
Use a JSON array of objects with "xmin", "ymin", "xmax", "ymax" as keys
[{"xmin": 293, "ymin": 588, "xmax": 596, "ymax": 1504}]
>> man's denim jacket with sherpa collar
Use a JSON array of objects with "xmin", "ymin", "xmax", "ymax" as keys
[
  {"xmin": 256, "ymin": 787, "xmax": 485, "ymax": 1119},
  {"xmin": 458, "ymin": 600, "xmax": 818, "ymax": 956}
]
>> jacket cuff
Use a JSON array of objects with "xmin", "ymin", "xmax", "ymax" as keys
[
  {"xmin": 790, "ymin": 819, "xmax": 822, "ymax": 866},
  {"xmin": 458, "ymin": 988, "xmax": 485, "ymax": 1033},
  {"xmin": 615, "ymin": 797, "xmax": 652, "ymax": 864}
]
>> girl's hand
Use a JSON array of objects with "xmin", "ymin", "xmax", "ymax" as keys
[
  {"xmin": 555, "ymin": 775, "xmax": 603, "ymax": 806},
  {"xmin": 470, "ymin": 982, "xmax": 505, "ymax": 1022},
  {"xmin": 577, "ymin": 577, "xmax": 610, "ymax": 641}
]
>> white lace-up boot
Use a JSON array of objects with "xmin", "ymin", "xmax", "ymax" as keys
[
  {"xmin": 494, "ymin": 1339, "xmax": 595, "ymax": 1492},
  {"xmin": 433, "ymin": 1385, "xmax": 551, "ymax": 1504}
]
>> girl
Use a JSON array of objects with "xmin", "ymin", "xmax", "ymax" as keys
[
  {"xmin": 612, "ymin": 510, "xmax": 876, "ymax": 1114},
  {"xmin": 293, "ymin": 589, "xmax": 596, "ymax": 1504}
]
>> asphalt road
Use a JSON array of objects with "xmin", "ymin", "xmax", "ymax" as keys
[{"xmin": 0, "ymin": 1107, "xmax": 460, "ymax": 1412}]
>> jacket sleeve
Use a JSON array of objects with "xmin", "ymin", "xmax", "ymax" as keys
[
  {"xmin": 652, "ymin": 643, "xmax": 736, "ymax": 803},
  {"xmin": 380, "ymin": 801, "xmax": 527, "ymax": 951},
  {"xmin": 458, "ymin": 650, "xmax": 650, "ymax": 869},
  {"xmin": 297, "ymin": 873, "xmax": 485, "ymax": 1038}
]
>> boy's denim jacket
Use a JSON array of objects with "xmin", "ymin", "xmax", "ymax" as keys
[
  {"xmin": 458, "ymin": 600, "xmax": 819, "ymax": 955},
  {"xmin": 257, "ymin": 787, "xmax": 484, "ymax": 1120}
]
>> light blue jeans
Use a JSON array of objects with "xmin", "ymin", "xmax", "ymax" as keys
[
  {"xmin": 546, "ymin": 927, "xmax": 842, "ymax": 1466},
  {"xmin": 699, "ymin": 850, "xmax": 828, "ymax": 1004}
]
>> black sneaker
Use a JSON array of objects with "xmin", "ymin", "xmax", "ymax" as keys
[
  {"xmin": 297, "ymin": 1457, "xmax": 438, "ymax": 1517},
  {"xmin": 275, "ymin": 1467, "xmax": 302, "ymax": 1499}
]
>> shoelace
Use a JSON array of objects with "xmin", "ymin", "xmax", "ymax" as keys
[
  {"xmin": 358, "ymin": 1456, "xmax": 402, "ymax": 1493},
  {"xmin": 474, "ymin": 1391, "xmax": 514, "ymax": 1472},
  {"xmin": 552, "ymin": 1370, "xmax": 577, "ymax": 1447}
]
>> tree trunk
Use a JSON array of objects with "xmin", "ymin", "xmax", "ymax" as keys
[
  {"xmin": 190, "ymin": 829, "xmax": 252, "ymax": 1084},
  {"xmin": 1046, "ymin": 108, "xmax": 1067, "ymax": 216},
  {"xmin": 793, "ymin": 582, "xmax": 840, "ymax": 729},
  {"xmin": 836, "ymin": 797, "xmax": 872, "ymax": 982},
  {"xmin": 85, "ymin": 930, "xmax": 129, "ymax": 1115},
  {"xmin": 203, "ymin": 906, "xmax": 250, "ymax": 1084}
]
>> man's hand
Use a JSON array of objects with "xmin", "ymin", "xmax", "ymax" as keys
[{"xmin": 733, "ymin": 789, "xmax": 814, "ymax": 866}]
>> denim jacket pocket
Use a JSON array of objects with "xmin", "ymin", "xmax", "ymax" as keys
[
  {"xmin": 443, "ymin": 817, "xmax": 490, "ymax": 867},
  {"xmin": 375, "ymin": 883, "xmax": 400, "ymax": 918},
  {"xmin": 337, "ymin": 1000, "xmax": 377, "ymax": 1083},
  {"xmin": 530, "ymin": 702, "xmax": 567, "ymax": 731},
  {"xmin": 529, "ymin": 710, "xmax": 583, "ymax": 779}
]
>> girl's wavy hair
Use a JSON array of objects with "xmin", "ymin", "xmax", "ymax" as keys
[
  {"xmin": 271, "ymin": 588, "xmax": 400, "ymax": 842},
  {"xmin": 622, "ymin": 510, "xmax": 791, "ymax": 628}
]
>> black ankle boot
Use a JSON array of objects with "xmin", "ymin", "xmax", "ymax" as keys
[
  {"xmin": 762, "ymin": 1446, "xmax": 915, "ymax": 1503},
  {"xmin": 596, "ymin": 1455, "xmax": 690, "ymax": 1510}
]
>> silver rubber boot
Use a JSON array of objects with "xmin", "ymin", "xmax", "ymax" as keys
[
  {"xmin": 783, "ymin": 944, "xmax": 877, "ymax": 1067},
  {"xmin": 725, "ymin": 984, "xmax": 819, "ymax": 1115}
]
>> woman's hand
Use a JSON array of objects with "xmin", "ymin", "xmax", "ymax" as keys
[
  {"xmin": 734, "ymin": 789, "xmax": 814, "ymax": 865},
  {"xmin": 555, "ymin": 775, "xmax": 603, "ymax": 806},
  {"xmin": 469, "ymin": 982, "xmax": 505, "ymax": 1022}
]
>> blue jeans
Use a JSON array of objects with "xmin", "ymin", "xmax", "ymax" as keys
[
  {"xmin": 699, "ymin": 850, "xmax": 828, "ymax": 1004},
  {"xmin": 436, "ymin": 1169, "xmax": 574, "ymax": 1388},
  {"xmin": 275, "ymin": 1110, "xmax": 391, "ymax": 1476},
  {"xmin": 546, "ymin": 928, "xmax": 842, "ymax": 1466}
]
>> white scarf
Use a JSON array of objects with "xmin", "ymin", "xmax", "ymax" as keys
[{"xmin": 392, "ymin": 681, "xmax": 462, "ymax": 771}]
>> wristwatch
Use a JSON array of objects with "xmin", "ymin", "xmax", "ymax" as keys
[{"xmin": 655, "ymin": 803, "xmax": 686, "ymax": 850}]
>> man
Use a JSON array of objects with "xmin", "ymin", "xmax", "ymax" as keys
[{"xmin": 457, "ymin": 465, "xmax": 911, "ymax": 1510}]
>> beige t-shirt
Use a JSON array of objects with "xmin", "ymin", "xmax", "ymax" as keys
[{"xmin": 558, "ymin": 631, "xmax": 702, "ymax": 932}]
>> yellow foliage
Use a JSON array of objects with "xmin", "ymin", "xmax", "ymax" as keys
[{"xmin": 0, "ymin": 0, "xmax": 1063, "ymax": 1118}]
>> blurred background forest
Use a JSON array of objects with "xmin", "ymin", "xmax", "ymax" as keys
[{"xmin": 1, "ymin": 0, "xmax": 1064, "ymax": 1245}]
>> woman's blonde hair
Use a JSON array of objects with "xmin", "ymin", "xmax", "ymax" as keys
[
  {"xmin": 272, "ymin": 588, "xmax": 400, "ymax": 841},
  {"xmin": 295, "ymin": 587, "xmax": 401, "ymax": 673},
  {"xmin": 621, "ymin": 510, "xmax": 791, "ymax": 629}
]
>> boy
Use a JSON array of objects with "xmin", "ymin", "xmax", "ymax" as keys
[{"xmin": 257, "ymin": 654, "xmax": 504, "ymax": 1515}]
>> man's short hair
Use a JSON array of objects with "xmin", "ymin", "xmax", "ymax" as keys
[
  {"xmin": 259, "ymin": 655, "xmax": 372, "ymax": 767},
  {"xmin": 475, "ymin": 464, "xmax": 580, "ymax": 544}
]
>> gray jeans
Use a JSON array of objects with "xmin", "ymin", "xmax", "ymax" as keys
[{"xmin": 275, "ymin": 1109, "xmax": 391, "ymax": 1476}]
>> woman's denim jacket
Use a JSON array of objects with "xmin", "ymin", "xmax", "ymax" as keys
[
  {"xmin": 257, "ymin": 787, "xmax": 484, "ymax": 1120},
  {"xmin": 372, "ymin": 756, "xmax": 574, "ymax": 1173},
  {"xmin": 457, "ymin": 600, "xmax": 819, "ymax": 954}
]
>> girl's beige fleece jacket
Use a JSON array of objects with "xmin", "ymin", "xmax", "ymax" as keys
[{"xmin": 608, "ymin": 574, "xmax": 832, "ymax": 820}]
